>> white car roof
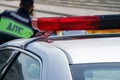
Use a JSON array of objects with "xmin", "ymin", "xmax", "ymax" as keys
[
  {"xmin": 1, "ymin": 36, "xmax": 120, "ymax": 64},
  {"xmin": 51, "ymin": 37, "xmax": 120, "ymax": 64}
]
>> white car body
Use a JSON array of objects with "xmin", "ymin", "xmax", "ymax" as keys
[{"xmin": 0, "ymin": 34, "xmax": 120, "ymax": 80}]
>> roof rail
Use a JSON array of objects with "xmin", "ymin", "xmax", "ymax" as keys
[
  {"xmin": 48, "ymin": 33, "xmax": 120, "ymax": 40},
  {"xmin": 17, "ymin": 32, "xmax": 120, "ymax": 49},
  {"xmin": 22, "ymin": 31, "xmax": 53, "ymax": 49},
  {"xmin": 21, "ymin": 37, "xmax": 41, "ymax": 49}
]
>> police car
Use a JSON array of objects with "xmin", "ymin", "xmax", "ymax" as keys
[{"xmin": 0, "ymin": 14, "xmax": 120, "ymax": 80}]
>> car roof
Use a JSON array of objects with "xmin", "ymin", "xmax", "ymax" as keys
[
  {"xmin": 50, "ymin": 36, "xmax": 120, "ymax": 64},
  {"xmin": 1, "ymin": 34, "xmax": 120, "ymax": 64}
]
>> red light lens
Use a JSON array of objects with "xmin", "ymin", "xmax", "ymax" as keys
[{"xmin": 36, "ymin": 16, "xmax": 100, "ymax": 31}]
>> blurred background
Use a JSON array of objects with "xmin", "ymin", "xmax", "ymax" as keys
[
  {"xmin": 2, "ymin": 0, "xmax": 120, "ymax": 11},
  {"xmin": 0, "ymin": 0, "xmax": 120, "ymax": 35},
  {"xmin": 0, "ymin": 0, "xmax": 120, "ymax": 17},
  {"xmin": 35, "ymin": 0, "xmax": 120, "ymax": 12}
]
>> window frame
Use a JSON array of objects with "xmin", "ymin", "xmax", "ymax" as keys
[{"xmin": 0, "ymin": 46, "xmax": 43, "ymax": 80}]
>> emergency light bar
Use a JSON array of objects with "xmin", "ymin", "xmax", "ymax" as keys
[{"xmin": 32, "ymin": 14, "xmax": 120, "ymax": 31}]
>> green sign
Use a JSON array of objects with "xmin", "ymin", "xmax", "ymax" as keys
[{"xmin": 0, "ymin": 17, "xmax": 34, "ymax": 38}]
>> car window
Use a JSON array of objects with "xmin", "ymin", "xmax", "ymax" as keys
[
  {"xmin": 85, "ymin": 68, "xmax": 120, "ymax": 80},
  {"xmin": 0, "ymin": 50, "xmax": 15, "ymax": 75},
  {"xmin": 70, "ymin": 63, "xmax": 120, "ymax": 80},
  {"xmin": 0, "ymin": 49, "xmax": 40, "ymax": 80}
]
